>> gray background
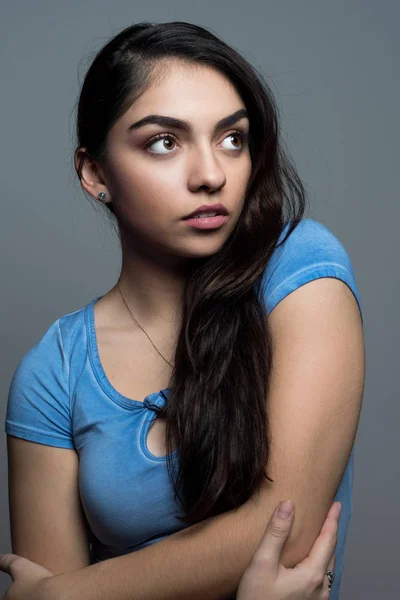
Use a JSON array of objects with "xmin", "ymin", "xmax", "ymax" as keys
[{"xmin": 1, "ymin": 1, "xmax": 398, "ymax": 597}]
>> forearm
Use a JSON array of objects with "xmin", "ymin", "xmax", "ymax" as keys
[{"xmin": 43, "ymin": 488, "xmax": 301, "ymax": 600}]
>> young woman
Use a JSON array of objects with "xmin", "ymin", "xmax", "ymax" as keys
[{"xmin": 3, "ymin": 21, "xmax": 365, "ymax": 600}]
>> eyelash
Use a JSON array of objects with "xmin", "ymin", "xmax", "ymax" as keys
[{"xmin": 144, "ymin": 130, "xmax": 251, "ymax": 154}]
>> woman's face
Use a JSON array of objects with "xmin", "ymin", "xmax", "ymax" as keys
[{"xmin": 102, "ymin": 61, "xmax": 252, "ymax": 260}]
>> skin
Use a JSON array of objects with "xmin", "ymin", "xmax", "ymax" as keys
[{"xmin": 76, "ymin": 59, "xmax": 252, "ymax": 330}]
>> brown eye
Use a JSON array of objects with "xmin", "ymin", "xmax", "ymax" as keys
[
  {"xmin": 145, "ymin": 133, "xmax": 177, "ymax": 155},
  {"xmin": 162, "ymin": 138, "xmax": 175, "ymax": 150},
  {"xmin": 230, "ymin": 134, "xmax": 242, "ymax": 148},
  {"xmin": 221, "ymin": 131, "xmax": 247, "ymax": 151}
]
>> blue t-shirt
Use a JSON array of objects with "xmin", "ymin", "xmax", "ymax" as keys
[{"xmin": 5, "ymin": 218, "xmax": 363, "ymax": 600}]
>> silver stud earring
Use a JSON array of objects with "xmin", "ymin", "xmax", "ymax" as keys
[{"xmin": 98, "ymin": 191, "xmax": 107, "ymax": 202}]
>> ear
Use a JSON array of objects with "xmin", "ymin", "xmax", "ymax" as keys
[{"xmin": 74, "ymin": 147, "xmax": 111, "ymax": 203}]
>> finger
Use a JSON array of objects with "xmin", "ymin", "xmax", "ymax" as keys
[
  {"xmin": 251, "ymin": 500, "xmax": 295, "ymax": 570},
  {"xmin": 327, "ymin": 552, "xmax": 336, "ymax": 574},
  {"xmin": 322, "ymin": 553, "xmax": 336, "ymax": 595},
  {"xmin": 307, "ymin": 502, "xmax": 341, "ymax": 573},
  {"xmin": 0, "ymin": 553, "xmax": 18, "ymax": 576}
]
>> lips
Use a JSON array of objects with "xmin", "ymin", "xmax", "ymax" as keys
[{"xmin": 183, "ymin": 203, "xmax": 228, "ymax": 219}]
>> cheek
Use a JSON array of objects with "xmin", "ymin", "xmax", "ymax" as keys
[
  {"xmin": 115, "ymin": 177, "xmax": 180, "ymax": 236},
  {"xmin": 231, "ymin": 161, "xmax": 251, "ymax": 200},
  {"xmin": 110, "ymin": 161, "xmax": 175, "ymax": 214}
]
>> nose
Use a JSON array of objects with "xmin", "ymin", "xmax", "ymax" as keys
[{"xmin": 187, "ymin": 144, "xmax": 227, "ymax": 192}]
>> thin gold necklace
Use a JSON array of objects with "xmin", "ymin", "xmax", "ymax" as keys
[{"xmin": 116, "ymin": 281, "xmax": 175, "ymax": 368}]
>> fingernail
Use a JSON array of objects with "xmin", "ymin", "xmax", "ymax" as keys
[
  {"xmin": 277, "ymin": 500, "xmax": 294, "ymax": 518},
  {"xmin": 336, "ymin": 502, "xmax": 342, "ymax": 516}
]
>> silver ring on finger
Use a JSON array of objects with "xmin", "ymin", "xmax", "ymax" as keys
[{"xmin": 324, "ymin": 568, "xmax": 335, "ymax": 592}]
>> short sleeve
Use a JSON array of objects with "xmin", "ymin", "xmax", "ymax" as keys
[
  {"xmin": 262, "ymin": 219, "xmax": 363, "ymax": 324},
  {"xmin": 5, "ymin": 319, "xmax": 75, "ymax": 449}
]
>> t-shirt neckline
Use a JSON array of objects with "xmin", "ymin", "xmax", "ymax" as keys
[{"xmin": 85, "ymin": 296, "xmax": 171, "ymax": 412}]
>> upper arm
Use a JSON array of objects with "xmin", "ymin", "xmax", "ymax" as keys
[
  {"xmin": 257, "ymin": 276, "xmax": 365, "ymax": 565},
  {"xmin": 5, "ymin": 318, "xmax": 91, "ymax": 574},
  {"xmin": 7, "ymin": 435, "xmax": 91, "ymax": 575}
]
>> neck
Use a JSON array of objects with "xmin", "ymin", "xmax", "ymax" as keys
[{"xmin": 113, "ymin": 235, "xmax": 193, "ymax": 328}]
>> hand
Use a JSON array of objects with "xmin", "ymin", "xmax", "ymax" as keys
[
  {"xmin": 0, "ymin": 553, "xmax": 54, "ymax": 599},
  {"xmin": 236, "ymin": 499, "xmax": 340, "ymax": 600}
]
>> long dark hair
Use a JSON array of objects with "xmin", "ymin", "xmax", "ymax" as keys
[{"xmin": 74, "ymin": 21, "xmax": 308, "ymax": 525}]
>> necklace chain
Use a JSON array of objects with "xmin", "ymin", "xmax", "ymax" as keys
[{"xmin": 116, "ymin": 281, "xmax": 175, "ymax": 369}]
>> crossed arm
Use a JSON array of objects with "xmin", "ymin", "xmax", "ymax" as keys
[{"xmin": 44, "ymin": 278, "xmax": 365, "ymax": 600}]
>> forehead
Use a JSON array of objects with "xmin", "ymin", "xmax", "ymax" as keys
[{"xmin": 122, "ymin": 61, "xmax": 245, "ymax": 123}]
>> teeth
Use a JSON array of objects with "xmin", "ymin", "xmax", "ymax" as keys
[{"xmin": 193, "ymin": 212, "xmax": 218, "ymax": 218}]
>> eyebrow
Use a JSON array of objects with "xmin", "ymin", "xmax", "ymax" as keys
[{"xmin": 127, "ymin": 108, "xmax": 249, "ymax": 134}]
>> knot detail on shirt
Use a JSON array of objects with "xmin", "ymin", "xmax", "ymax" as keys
[{"xmin": 142, "ymin": 388, "xmax": 170, "ymax": 413}]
